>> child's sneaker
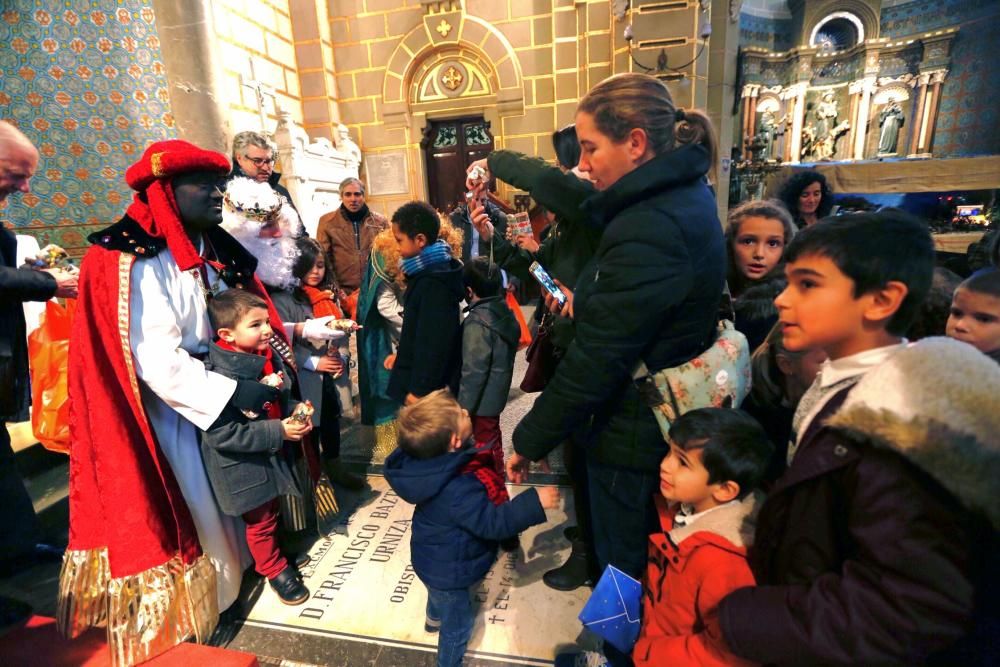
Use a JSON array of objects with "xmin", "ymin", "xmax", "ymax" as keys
[
  {"xmin": 268, "ymin": 566, "xmax": 310, "ymax": 605},
  {"xmin": 553, "ymin": 651, "xmax": 609, "ymax": 667},
  {"xmin": 424, "ymin": 614, "xmax": 441, "ymax": 633}
]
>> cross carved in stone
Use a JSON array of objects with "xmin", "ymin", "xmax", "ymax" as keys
[
  {"xmin": 240, "ymin": 58, "xmax": 279, "ymax": 132},
  {"xmin": 436, "ymin": 18, "xmax": 452, "ymax": 38}
]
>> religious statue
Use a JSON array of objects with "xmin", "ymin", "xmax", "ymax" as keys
[
  {"xmin": 815, "ymin": 91, "xmax": 839, "ymax": 141},
  {"xmin": 336, "ymin": 123, "xmax": 362, "ymax": 164},
  {"xmin": 878, "ymin": 101, "xmax": 905, "ymax": 155},
  {"xmin": 806, "ymin": 91, "xmax": 850, "ymax": 160},
  {"xmin": 754, "ymin": 110, "xmax": 785, "ymax": 160}
]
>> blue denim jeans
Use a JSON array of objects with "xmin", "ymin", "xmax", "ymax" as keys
[
  {"xmin": 586, "ymin": 460, "xmax": 661, "ymax": 667},
  {"xmin": 426, "ymin": 585, "xmax": 475, "ymax": 667}
]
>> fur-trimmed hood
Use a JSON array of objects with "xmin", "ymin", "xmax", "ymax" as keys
[
  {"xmin": 667, "ymin": 492, "xmax": 760, "ymax": 551},
  {"xmin": 828, "ymin": 337, "xmax": 1000, "ymax": 528}
]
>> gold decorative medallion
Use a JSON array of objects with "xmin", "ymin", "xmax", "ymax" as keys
[
  {"xmin": 441, "ymin": 65, "xmax": 463, "ymax": 91},
  {"xmin": 435, "ymin": 19, "xmax": 452, "ymax": 38}
]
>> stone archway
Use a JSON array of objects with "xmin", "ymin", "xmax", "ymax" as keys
[
  {"xmin": 380, "ymin": 10, "xmax": 524, "ymax": 200},
  {"xmin": 381, "ymin": 13, "xmax": 523, "ymax": 126}
]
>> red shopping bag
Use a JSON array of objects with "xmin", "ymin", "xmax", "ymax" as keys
[{"xmin": 28, "ymin": 299, "xmax": 75, "ymax": 454}]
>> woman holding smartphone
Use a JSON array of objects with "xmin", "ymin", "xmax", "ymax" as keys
[{"xmin": 504, "ymin": 73, "xmax": 725, "ymax": 666}]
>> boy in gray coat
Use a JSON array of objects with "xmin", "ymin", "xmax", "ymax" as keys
[
  {"xmin": 202, "ymin": 289, "xmax": 312, "ymax": 605},
  {"xmin": 458, "ymin": 256, "xmax": 521, "ymax": 476}
]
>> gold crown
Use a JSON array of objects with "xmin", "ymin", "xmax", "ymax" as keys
[{"xmin": 223, "ymin": 190, "xmax": 282, "ymax": 223}]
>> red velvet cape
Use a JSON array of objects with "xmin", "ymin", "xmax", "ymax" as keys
[{"xmin": 67, "ymin": 230, "xmax": 288, "ymax": 579}]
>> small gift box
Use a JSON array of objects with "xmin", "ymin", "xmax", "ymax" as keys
[{"xmin": 578, "ymin": 565, "xmax": 642, "ymax": 654}]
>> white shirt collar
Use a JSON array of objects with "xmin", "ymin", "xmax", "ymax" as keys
[
  {"xmin": 818, "ymin": 340, "xmax": 908, "ymax": 388},
  {"xmin": 674, "ymin": 499, "xmax": 739, "ymax": 528}
]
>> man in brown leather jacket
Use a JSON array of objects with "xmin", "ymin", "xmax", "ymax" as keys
[{"xmin": 316, "ymin": 177, "xmax": 388, "ymax": 319}]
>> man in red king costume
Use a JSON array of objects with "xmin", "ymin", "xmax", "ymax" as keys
[{"xmin": 59, "ymin": 140, "xmax": 297, "ymax": 665}]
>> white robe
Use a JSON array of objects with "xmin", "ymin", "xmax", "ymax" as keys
[{"xmin": 128, "ymin": 248, "xmax": 249, "ymax": 610}]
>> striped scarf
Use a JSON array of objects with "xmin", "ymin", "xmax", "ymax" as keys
[{"xmin": 400, "ymin": 239, "xmax": 452, "ymax": 276}]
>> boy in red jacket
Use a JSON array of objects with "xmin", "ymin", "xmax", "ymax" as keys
[{"xmin": 633, "ymin": 408, "xmax": 772, "ymax": 667}]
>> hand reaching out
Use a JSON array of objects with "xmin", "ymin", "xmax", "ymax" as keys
[
  {"xmin": 315, "ymin": 354, "xmax": 344, "ymax": 376},
  {"xmin": 506, "ymin": 452, "xmax": 531, "ymax": 484},
  {"xmin": 469, "ymin": 203, "xmax": 494, "ymax": 242},
  {"xmin": 536, "ymin": 486, "xmax": 561, "ymax": 510},
  {"xmin": 43, "ymin": 268, "xmax": 78, "ymax": 299}
]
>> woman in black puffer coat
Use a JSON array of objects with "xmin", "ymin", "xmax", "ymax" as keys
[{"xmin": 504, "ymin": 73, "xmax": 724, "ymax": 665}]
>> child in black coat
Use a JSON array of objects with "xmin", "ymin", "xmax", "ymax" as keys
[
  {"xmin": 202, "ymin": 289, "xmax": 312, "ymax": 605},
  {"xmin": 387, "ymin": 201, "xmax": 465, "ymax": 405}
]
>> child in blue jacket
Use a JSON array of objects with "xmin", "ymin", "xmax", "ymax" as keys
[{"xmin": 384, "ymin": 390, "xmax": 559, "ymax": 667}]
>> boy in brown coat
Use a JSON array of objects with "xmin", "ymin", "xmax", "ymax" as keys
[{"xmin": 718, "ymin": 210, "xmax": 1000, "ymax": 665}]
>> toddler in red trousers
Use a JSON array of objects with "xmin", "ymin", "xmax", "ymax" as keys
[
  {"xmin": 200, "ymin": 289, "xmax": 312, "ymax": 605},
  {"xmin": 632, "ymin": 408, "xmax": 772, "ymax": 667}
]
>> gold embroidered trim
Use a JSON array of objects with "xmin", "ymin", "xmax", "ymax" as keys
[
  {"xmin": 117, "ymin": 254, "xmax": 147, "ymax": 424},
  {"xmin": 371, "ymin": 420, "xmax": 398, "ymax": 464},
  {"xmin": 150, "ymin": 152, "xmax": 165, "ymax": 177},
  {"xmin": 58, "ymin": 549, "xmax": 218, "ymax": 666}
]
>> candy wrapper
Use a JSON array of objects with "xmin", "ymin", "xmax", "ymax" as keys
[
  {"xmin": 23, "ymin": 243, "xmax": 78, "ymax": 274},
  {"xmin": 290, "ymin": 400, "xmax": 314, "ymax": 424},
  {"xmin": 326, "ymin": 318, "xmax": 360, "ymax": 333},
  {"xmin": 240, "ymin": 371, "xmax": 284, "ymax": 419},
  {"xmin": 468, "ymin": 164, "xmax": 488, "ymax": 186}
]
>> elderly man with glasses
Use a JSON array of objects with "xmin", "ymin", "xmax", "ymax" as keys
[{"xmin": 229, "ymin": 130, "xmax": 297, "ymax": 211}]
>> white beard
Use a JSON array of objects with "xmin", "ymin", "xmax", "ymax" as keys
[
  {"xmin": 221, "ymin": 177, "xmax": 304, "ymax": 290},
  {"xmin": 235, "ymin": 233, "xmax": 300, "ymax": 290}
]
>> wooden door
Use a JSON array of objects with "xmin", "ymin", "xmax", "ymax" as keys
[{"xmin": 422, "ymin": 116, "xmax": 494, "ymax": 213}]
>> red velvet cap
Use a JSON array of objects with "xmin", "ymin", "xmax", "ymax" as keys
[{"xmin": 125, "ymin": 139, "xmax": 230, "ymax": 191}]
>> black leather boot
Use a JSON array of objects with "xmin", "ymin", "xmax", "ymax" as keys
[
  {"xmin": 543, "ymin": 538, "xmax": 596, "ymax": 591},
  {"xmin": 269, "ymin": 566, "xmax": 310, "ymax": 605}
]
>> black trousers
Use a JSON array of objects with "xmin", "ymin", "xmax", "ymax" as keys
[
  {"xmin": 0, "ymin": 423, "xmax": 41, "ymax": 562},
  {"xmin": 318, "ymin": 375, "xmax": 342, "ymax": 461}
]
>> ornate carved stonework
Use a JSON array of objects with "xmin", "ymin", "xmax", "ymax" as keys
[{"xmin": 739, "ymin": 26, "xmax": 957, "ymax": 163}]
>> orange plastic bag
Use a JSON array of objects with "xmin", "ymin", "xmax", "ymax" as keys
[
  {"xmin": 28, "ymin": 299, "xmax": 76, "ymax": 454},
  {"xmin": 505, "ymin": 291, "xmax": 532, "ymax": 350}
]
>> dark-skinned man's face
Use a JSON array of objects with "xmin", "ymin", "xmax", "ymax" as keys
[{"xmin": 172, "ymin": 171, "xmax": 225, "ymax": 233}]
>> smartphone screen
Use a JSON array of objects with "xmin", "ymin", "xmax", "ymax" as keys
[{"xmin": 529, "ymin": 261, "xmax": 566, "ymax": 305}]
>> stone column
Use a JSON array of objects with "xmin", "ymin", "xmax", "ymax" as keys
[
  {"xmin": 788, "ymin": 83, "xmax": 807, "ymax": 164},
  {"xmin": 909, "ymin": 72, "xmax": 930, "ymax": 157},
  {"xmin": 852, "ymin": 78, "xmax": 875, "ymax": 160},
  {"xmin": 706, "ymin": 0, "xmax": 742, "ymax": 220},
  {"xmin": 151, "ymin": 0, "xmax": 229, "ymax": 152},
  {"xmin": 922, "ymin": 70, "xmax": 948, "ymax": 154},
  {"xmin": 741, "ymin": 85, "xmax": 759, "ymax": 158}
]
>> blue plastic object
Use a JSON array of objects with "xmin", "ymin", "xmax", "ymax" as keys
[{"xmin": 578, "ymin": 564, "xmax": 642, "ymax": 654}]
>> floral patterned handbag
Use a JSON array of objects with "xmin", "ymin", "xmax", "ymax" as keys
[{"xmin": 632, "ymin": 319, "xmax": 751, "ymax": 441}]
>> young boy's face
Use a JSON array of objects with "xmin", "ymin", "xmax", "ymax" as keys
[
  {"xmin": 946, "ymin": 287, "xmax": 1000, "ymax": 354},
  {"xmin": 776, "ymin": 253, "xmax": 873, "ymax": 360},
  {"xmin": 659, "ymin": 441, "xmax": 728, "ymax": 513},
  {"xmin": 392, "ymin": 222, "xmax": 425, "ymax": 259},
  {"xmin": 219, "ymin": 306, "xmax": 273, "ymax": 353}
]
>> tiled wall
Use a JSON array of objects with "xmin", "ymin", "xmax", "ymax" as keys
[
  {"xmin": 0, "ymin": 0, "xmax": 173, "ymax": 255},
  {"xmin": 880, "ymin": 0, "xmax": 1000, "ymax": 158},
  {"xmin": 738, "ymin": 12, "xmax": 794, "ymax": 52}
]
